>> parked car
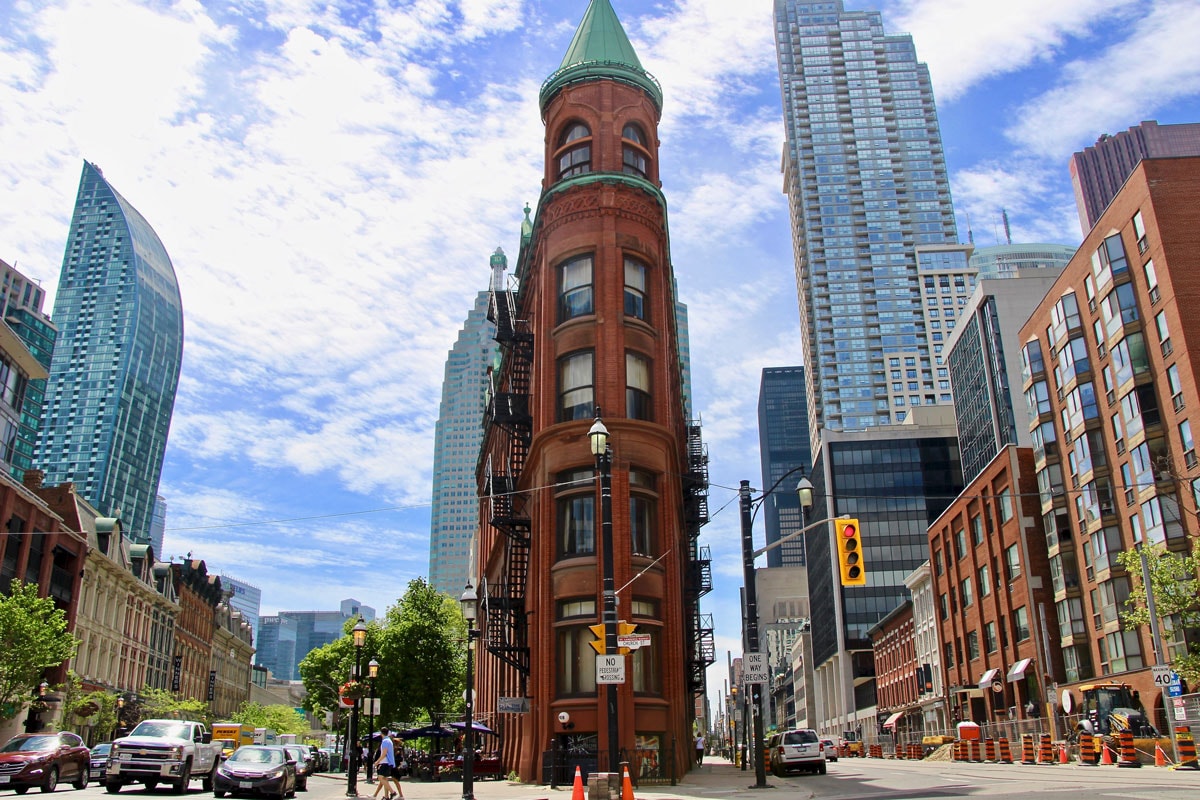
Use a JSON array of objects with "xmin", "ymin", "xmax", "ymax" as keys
[
  {"xmin": 282, "ymin": 747, "xmax": 311, "ymax": 791},
  {"xmin": 305, "ymin": 746, "xmax": 324, "ymax": 773},
  {"xmin": 819, "ymin": 738, "xmax": 838, "ymax": 762},
  {"xmin": 767, "ymin": 728, "xmax": 826, "ymax": 776},
  {"xmin": 0, "ymin": 732, "xmax": 91, "ymax": 793},
  {"xmin": 89, "ymin": 743, "xmax": 112, "ymax": 782},
  {"xmin": 213, "ymin": 745, "xmax": 295, "ymax": 799}
]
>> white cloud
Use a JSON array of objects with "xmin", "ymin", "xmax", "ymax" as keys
[
  {"xmin": 891, "ymin": 0, "xmax": 1138, "ymax": 100},
  {"xmin": 951, "ymin": 161, "xmax": 1082, "ymax": 246},
  {"xmin": 1005, "ymin": 0, "xmax": 1200, "ymax": 156}
]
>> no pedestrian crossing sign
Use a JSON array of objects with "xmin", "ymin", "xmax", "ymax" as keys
[{"xmin": 596, "ymin": 654, "xmax": 626, "ymax": 684}]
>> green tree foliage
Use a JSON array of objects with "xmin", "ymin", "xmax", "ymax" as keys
[
  {"xmin": 0, "ymin": 581, "xmax": 78, "ymax": 721},
  {"xmin": 230, "ymin": 702, "xmax": 309, "ymax": 736},
  {"xmin": 1117, "ymin": 539, "xmax": 1200, "ymax": 685},
  {"xmin": 299, "ymin": 579, "xmax": 466, "ymax": 730},
  {"xmin": 135, "ymin": 687, "xmax": 213, "ymax": 725}
]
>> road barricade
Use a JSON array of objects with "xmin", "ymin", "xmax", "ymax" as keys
[
  {"xmin": 868, "ymin": 744, "xmax": 883, "ymax": 759},
  {"xmin": 997, "ymin": 737, "xmax": 1013, "ymax": 764},
  {"xmin": 1036, "ymin": 733, "xmax": 1055, "ymax": 765},
  {"xmin": 907, "ymin": 744, "xmax": 922, "ymax": 760},
  {"xmin": 1078, "ymin": 731, "xmax": 1097, "ymax": 766},
  {"xmin": 1175, "ymin": 727, "xmax": 1198, "ymax": 770},
  {"xmin": 983, "ymin": 738, "xmax": 996, "ymax": 763},
  {"xmin": 1116, "ymin": 731, "xmax": 1141, "ymax": 768},
  {"xmin": 1020, "ymin": 734, "xmax": 1036, "ymax": 765}
]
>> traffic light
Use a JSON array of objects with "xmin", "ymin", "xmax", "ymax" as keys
[
  {"xmin": 588, "ymin": 623, "xmax": 606, "ymax": 654},
  {"xmin": 835, "ymin": 517, "xmax": 866, "ymax": 586}
]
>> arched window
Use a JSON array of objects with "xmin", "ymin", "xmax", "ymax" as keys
[
  {"xmin": 622, "ymin": 123, "xmax": 648, "ymax": 178},
  {"xmin": 624, "ymin": 257, "xmax": 647, "ymax": 320},
  {"xmin": 558, "ymin": 123, "xmax": 592, "ymax": 179}
]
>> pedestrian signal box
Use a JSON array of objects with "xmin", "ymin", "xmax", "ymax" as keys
[{"xmin": 835, "ymin": 518, "xmax": 865, "ymax": 586}]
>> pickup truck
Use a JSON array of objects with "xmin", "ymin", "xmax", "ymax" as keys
[{"xmin": 106, "ymin": 719, "xmax": 224, "ymax": 794}]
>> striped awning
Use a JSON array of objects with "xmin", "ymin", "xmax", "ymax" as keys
[
  {"xmin": 1007, "ymin": 658, "xmax": 1033, "ymax": 682},
  {"xmin": 883, "ymin": 711, "xmax": 904, "ymax": 729},
  {"xmin": 977, "ymin": 668, "xmax": 1000, "ymax": 690}
]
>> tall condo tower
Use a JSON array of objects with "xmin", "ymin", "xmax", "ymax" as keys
[
  {"xmin": 757, "ymin": 367, "xmax": 811, "ymax": 567},
  {"xmin": 36, "ymin": 162, "xmax": 184, "ymax": 543},
  {"xmin": 429, "ymin": 273, "xmax": 497, "ymax": 596},
  {"xmin": 774, "ymin": 0, "xmax": 958, "ymax": 449},
  {"xmin": 475, "ymin": 0, "xmax": 712, "ymax": 781},
  {"xmin": 0, "ymin": 259, "xmax": 56, "ymax": 481}
]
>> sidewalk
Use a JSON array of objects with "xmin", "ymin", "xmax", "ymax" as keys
[{"xmin": 312, "ymin": 757, "xmax": 799, "ymax": 800}]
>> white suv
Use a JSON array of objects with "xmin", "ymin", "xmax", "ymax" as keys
[{"xmin": 767, "ymin": 728, "xmax": 827, "ymax": 776}]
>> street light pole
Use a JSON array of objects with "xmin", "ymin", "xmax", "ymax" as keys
[
  {"xmin": 460, "ymin": 583, "xmax": 480, "ymax": 800},
  {"xmin": 366, "ymin": 659, "xmax": 379, "ymax": 783},
  {"xmin": 738, "ymin": 467, "xmax": 815, "ymax": 789},
  {"xmin": 346, "ymin": 617, "xmax": 367, "ymax": 797},
  {"xmin": 589, "ymin": 410, "xmax": 620, "ymax": 774}
]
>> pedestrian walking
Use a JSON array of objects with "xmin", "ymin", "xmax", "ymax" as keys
[
  {"xmin": 695, "ymin": 733, "xmax": 705, "ymax": 765},
  {"xmin": 374, "ymin": 727, "xmax": 404, "ymax": 800}
]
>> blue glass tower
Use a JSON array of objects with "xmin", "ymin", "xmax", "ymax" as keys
[
  {"xmin": 758, "ymin": 367, "xmax": 811, "ymax": 567},
  {"xmin": 774, "ymin": 0, "xmax": 959, "ymax": 441},
  {"xmin": 0, "ymin": 259, "xmax": 56, "ymax": 481},
  {"xmin": 36, "ymin": 161, "xmax": 184, "ymax": 543},
  {"xmin": 428, "ymin": 253, "xmax": 499, "ymax": 595}
]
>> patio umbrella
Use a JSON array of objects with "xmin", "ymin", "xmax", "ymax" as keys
[
  {"xmin": 448, "ymin": 721, "xmax": 496, "ymax": 735},
  {"xmin": 398, "ymin": 725, "xmax": 456, "ymax": 739}
]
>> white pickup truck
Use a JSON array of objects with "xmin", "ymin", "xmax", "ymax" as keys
[{"xmin": 106, "ymin": 719, "xmax": 224, "ymax": 794}]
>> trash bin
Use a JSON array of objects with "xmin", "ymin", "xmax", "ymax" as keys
[{"xmin": 956, "ymin": 721, "xmax": 980, "ymax": 741}]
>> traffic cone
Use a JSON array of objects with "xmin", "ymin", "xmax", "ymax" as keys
[
  {"xmin": 572, "ymin": 766, "xmax": 584, "ymax": 800},
  {"xmin": 621, "ymin": 765, "xmax": 634, "ymax": 800},
  {"xmin": 1101, "ymin": 742, "xmax": 1114, "ymax": 766},
  {"xmin": 1155, "ymin": 743, "xmax": 1167, "ymax": 767},
  {"xmin": 1059, "ymin": 744, "xmax": 1069, "ymax": 764}
]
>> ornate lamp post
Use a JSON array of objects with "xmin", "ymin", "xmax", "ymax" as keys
[
  {"xmin": 739, "ymin": 467, "xmax": 814, "ymax": 788},
  {"xmin": 115, "ymin": 696, "xmax": 125, "ymax": 740},
  {"xmin": 366, "ymin": 659, "xmax": 379, "ymax": 783},
  {"xmin": 346, "ymin": 617, "xmax": 368, "ymax": 797},
  {"xmin": 459, "ymin": 583, "xmax": 480, "ymax": 800},
  {"xmin": 589, "ymin": 410, "xmax": 620, "ymax": 774}
]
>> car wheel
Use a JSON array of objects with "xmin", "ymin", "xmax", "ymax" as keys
[
  {"xmin": 202, "ymin": 764, "xmax": 218, "ymax": 793},
  {"xmin": 15, "ymin": 788, "xmax": 30, "ymax": 795},
  {"xmin": 213, "ymin": 792, "xmax": 225, "ymax": 799},
  {"xmin": 818, "ymin": 764, "xmax": 827, "ymax": 775},
  {"xmin": 104, "ymin": 782, "xmax": 121, "ymax": 794},
  {"xmin": 143, "ymin": 780, "xmax": 158, "ymax": 791},
  {"xmin": 171, "ymin": 761, "xmax": 191, "ymax": 794},
  {"xmin": 42, "ymin": 766, "xmax": 59, "ymax": 793},
  {"xmin": 73, "ymin": 766, "xmax": 89, "ymax": 791}
]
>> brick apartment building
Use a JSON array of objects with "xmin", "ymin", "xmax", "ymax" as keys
[{"xmin": 1017, "ymin": 156, "xmax": 1200, "ymax": 728}]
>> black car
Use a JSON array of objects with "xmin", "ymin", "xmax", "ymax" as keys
[
  {"xmin": 213, "ymin": 746, "xmax": 295, "ymax": 799},
  {"xmin": 282, "ymin": 747, "xmax": 311, "ymax": 791},
  {"xmin": 88, "ymin": 744, "xmax": 111, "ymax": 782}
]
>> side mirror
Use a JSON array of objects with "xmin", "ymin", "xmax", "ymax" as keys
[{"xmin": 201, "ymin": 733, "xmax": 213, "ymax": 744}]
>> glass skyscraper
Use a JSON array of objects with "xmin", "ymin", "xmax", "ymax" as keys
[
  {"xmin": 757, "ymin": 367, "xmax": 811, "ymax": 567},
  {"xmin": 36, "ymin": 161, "xmax": 184, "ymax": 543},
  {"xmin": 428, "ymin": 256, "xmax": 498, "ymax": 596},
  {"xmin": 0, "ymin": 259, "xmax": 56, "ymax": 481},
  {"xmin": 774, "ymin": 0, "xmax": 958, "ymax": 443}
]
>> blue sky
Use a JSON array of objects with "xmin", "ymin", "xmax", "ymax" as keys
[{"xmin": 3, "ymin": 0, "xmax": 1200, "ymax": 706}]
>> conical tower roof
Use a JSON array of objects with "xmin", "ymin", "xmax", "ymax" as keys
[{"xmin": 540, "ymin": 0, "xmax": 662, "ymax": 115}]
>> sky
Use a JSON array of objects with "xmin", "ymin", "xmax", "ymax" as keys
[{"xmin": 3, "ymin": 0, "xmax": 1200, "ymax": 710}]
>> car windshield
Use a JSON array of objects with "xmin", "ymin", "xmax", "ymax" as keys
[
  {"xmin": 230, "ymin": 748, "xmax": 283, "ymax": 765},
  {"xmin": 0, "ymin": 736, "xmax": 59, "ymax": 753},
  {"xmin": 130, "ymin": 722, "xmax": 192, "ymax": 740},
  {"xmin": 783, "ymin": 731, "xmax": 818, "ymax": 745},
  {"xmin": 285, "ymin": 748, "xmax": 306, "ymax": 761},
  {"xmin": 92, "ymin": 744, "xmax": 112, "ymax": 756}
]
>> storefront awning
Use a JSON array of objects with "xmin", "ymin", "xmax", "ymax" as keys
[
  {"xmin": 883, "ymin": 711, "xmax": 904, "ymax": 729},
  {"xmin": 1006, "ymin": 658, "xmax": 1033, "ymax": 682},
  {"xmin": 977, "ymin": 668, "xmax": 1000, "ymax": 690}
]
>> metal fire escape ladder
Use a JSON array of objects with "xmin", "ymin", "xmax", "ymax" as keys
[
  {"xmin": 483, "ymin": 283, "xmax": 533, "ymax": 677},
  {"xmin": 681, "ymin": 419, "xmax": 714, "ymax": 695}
]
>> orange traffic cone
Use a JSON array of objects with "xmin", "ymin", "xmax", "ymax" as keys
[
  {"xmin": 621, "ymin": 765, "xmax": 635, "ymax": 800},
  {"xmin": 1101, "ymin": 742, "xmax": 1114, "ymax": 766},
  {"xmin": 1155, "ymin": 743, "xmax": 1167, "ymax": 767},
  {"xmin": 1059, "ymin": 744, "xmax": 1069, "ymax": 764},
  {"xmin": 572, "ymin": 766, "xmax": 585, "ymax": 800}
]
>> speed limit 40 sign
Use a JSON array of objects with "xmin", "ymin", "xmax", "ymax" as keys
[{"xmin": 1152, "ymin": 664, "xmax": 1174, "ymax": 687}]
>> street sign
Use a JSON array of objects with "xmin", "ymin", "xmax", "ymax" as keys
[
  {"xmin": 617, "ymin": 634, "xmax": 651, "ymax": 649},
  {"xmin": 1152, "ymin": 664, "xmax": 1172, "ymax": 686},
  {"xmin": 596, "ymin": 655, "xmax": 626, "ymax": 684},
  {"xmin": 1168, "ymin": 674, "xmax": 1183, "ymax": 698},
  {"xmin": 744, "ymin": 652, "xmax": 769, "ymax": 684}
]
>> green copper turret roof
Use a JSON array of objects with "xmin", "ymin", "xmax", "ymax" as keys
[{"xmin": 540, "ymin": 0, "xmax": 662, "ymax": 115}]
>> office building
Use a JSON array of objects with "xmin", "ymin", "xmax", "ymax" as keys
[
  {"xmin": 0, "ymin": 259, "xmax": 56, "ymax": 481},
  {"xmin": 1019, "ymin": 156, "xmax": 1200, "ymax": 722},
  {"xmin": 757, "ymin": 367, "xmax": 811, "ymax": 566},
  {"xmin": 945, "ymin": 269, "xmax": 1064, "ymax": 483},
  {"xmin": 221, "ymin": 573, "xmax": 263, "ymax": 645},
  {"xmin": 429, "ymin": 281, "xmax": 496, "ymax": 596},
  {"xmin": 255, "ymin": 599, "xmax": 375, "ymax": 681},
  {"xmin": 774, "ymin": 0, "xmax": 959, "ymax": 446},
  {"xmin": 1069, "ymin": 120, "xmax": 1200, "ymax": 233},
  {"xmin": 36, "ymin": 162, "xmax": 184, "ymax": 543},
  {"xmin": 968, "ymin": 243, "xmax": 1075, "ymax": 280},
  {"xmin": 148, "ymin": 495, "xmax": 167, "ymax": 556},
  {"xmin": 474, "ymin": 0, "xmax": 711, "ymax": 780}
]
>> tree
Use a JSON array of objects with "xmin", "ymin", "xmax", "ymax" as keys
[
  {"xmin": 0, "ymin": 581, "xmax": 78, "ymax": 721},
  {"xmin": 231, "ymin": 702, "xmax": 309, "ymax": 736},
  {"xmin": 136, "ymin": 687, "xmax": 213, "ymax": 725},
  {"xmin": 1117, "ymin": 539, "xmax": 1200, "ymax": 686}
]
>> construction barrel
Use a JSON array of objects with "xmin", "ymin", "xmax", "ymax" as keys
[
  {"xmin": 997, "ymin": 737, "xmax": 1013, "ymax": 764},
  {"xmin": 1116, "ymin": 731, "xmax": 1141, "ymax": 768},
  {"xmin": 1175, "ymin": 727, "xmax": 1199, "ymax": 770},
  {"xmin": 1020, "ymin": 734, "xmax": 1036, "ymax": 765},
  {"xmin": 983, "ymin": 738, "xmax": 996, "ymax": 763},
  {"xmin": 1078, "ymin": 731, "xmax": 1097, "ymax": 766},
  {"xmin": 1037, "ymin": 733, "xmax": 1055, "ymax": 765}
]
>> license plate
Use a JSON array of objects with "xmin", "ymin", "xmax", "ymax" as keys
[
  {"xmin": 0, "ymin": 776, "xmax": 10, "ymax": 784},
  {"xmin": 121, "ymin": 753, "xmax": 133, "ymax": 761},
  {"xmin": 239, "ymin": 782, "xmax": 254, "ymax": 789}
]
